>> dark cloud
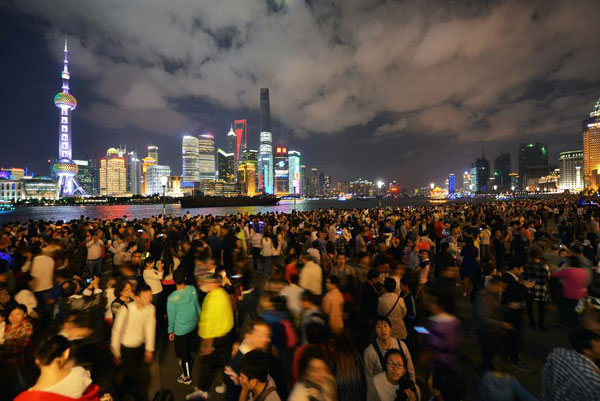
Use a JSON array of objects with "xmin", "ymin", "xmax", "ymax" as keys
[{"xmin": 2, "ymin": 0, "xmax": 600, "ymax": 187}]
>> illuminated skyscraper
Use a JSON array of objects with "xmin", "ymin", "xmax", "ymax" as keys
[
  {"xmin": 559, "ymin": 150, "xmax": 584, "ymax": 192},
  {"xmin": 240, "ymin": 148, "xmax": 258, "ymax": 195},
  {"xmin": 583, "ymin": 99, "xmax": 600, "ymax": 188},
  {"xmin": 448, "ymin": 174, "xmax": 456, "ymax": 194},
  {"xmin": 288, "ymin": 151, "xmax": 301, "ymax": 195},
  {"xmin": 309, "ymin": 168, "xmax": 318, "ymax": 197},
  {"xmin": 227, "ymin": 125, "xmax": 237, "ymax": 171},
  {"xmin": 494, "ymin": 152, "xmax": 511, "ymax": 191},
  {"xmin": 217, "ymin": 148, "xmax": 235, "ymax": 182},
  {"xmin": 145, "ymin": 164, "xmax": 171, "ymax": 195},
  {"xmin": 53, "ymin": 37, "xmax": 85, "ymax": 197},
  {"xmin": 182, "ymin": 135, "xmax": 200, "ymax": 185},
  {"xmin": 198, "ymin": 133, "xmax": 216, "ymax": 181},
  {"xmin": 518, "ymin": 143, "xmax": 548, "ymax": 190},
  {"xmin": 126, "ymin": 151, "xmax": 141, "ymax": 195},
  {"xmin": 470, "ymin": 157, "xmax": 490, "ymax": 193},
  {"xmin": 147, "ymin": 146, "xmax": 159, "ymax": 163},
  {"xmin": 462, "ymin": 171, "xmax": 471, "ymax": 193},
  {"xmin": 258, "ymin": 88, "xmax": 273, "ymax": 194},
  {"xmin": 301, "ymin": 165, "xmax": 307, "ymax": 196},
  {"xmin": 274, "ymin": 147, "xmax": 289, "ymax": 195},
  {"xmin": 99, "ymin": 148, "xmax": 126, "ymax": 195}
]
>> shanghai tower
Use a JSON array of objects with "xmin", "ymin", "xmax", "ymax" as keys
[{"xmin": 258, "ymin": 88, "xmax": 274, "ymax": 194}]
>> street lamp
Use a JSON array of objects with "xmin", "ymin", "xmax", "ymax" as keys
[
  {"xmin": 430, "ymin": 182, "xmax": 435, "ymax": 190},
  {"xmin": 493, "ymin": 185, "xmax": 498, "ymax": 194},
  {"xmin": 377, "ymin": 180, "xmax": 384, "ymax": 208},
  {"xmin": 160, "ymin": 175, "xmax": 168, "ymax": 217}
]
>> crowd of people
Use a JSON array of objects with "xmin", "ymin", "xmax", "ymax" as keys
[{"xmin": 0, "ymin": 198, "xmax": 599, "ymax": 401}]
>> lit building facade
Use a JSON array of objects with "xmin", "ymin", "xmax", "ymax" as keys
[
  {"xmin": 274, "ymin": 147, "xmax": 289, "ymax": 195},
  {"xmin": 99, "ymin": 148, "xmax": 127, "ymax": 196},
  {"xmin": 53, "ymin": 38, "xmax": 85, "ymax": 197},
  {"xmin": 141, "ymin": 156, "xmax": 156, "ymax": 195},
  {"xmin": 519, "ymin": 143, "xmax": 548, "ymax": 190},
  {"xmin": 448, "ymin": 174, "xmax": 456, "ymax": 194},
  {"xmin": 74, "ymin": 159, "xmax": 99, "ymax": 195},
  {"xmin": 237, "ymin": 162, "xmax": 256, "ymax": 196},
  {"xmin": 234, "ymin": 120, "xmax": 248, "ymax": 165},
  {"xmin": 217, "ymin": 149, "xmax": 235, "ymax": 183},
  {"xmin": 301, "ymin": 165, "xmax": 307, "ymax": 196},
  {"xmin": 182, "ymin": 136, "xmax": 200, "ymax": 186},
  {"xmin": 494, "ymin": 152, "xmax": 511, "ymax": 191},
  {"xmin": 288, "ymin": 151, "xmax": 301, "ymax": 195},
  {"xmin": 349, "ymin": 178, "xmax": 374, "ymax": 197},
  {"xmin": 308, "ymin": 168, "xmax": 318, "ymax": 197},
  {"xmin": 198, "ymin": 133, "xmax": 216, "ymax": 181},
  {"xmin": 559, "ymin": 150, "xmax": 584, "ymax": 192},
  {"xmin": 126, "ymin": 151, "xmax": 141, "ymax": 195},
  {"xmin": 227, "ymin": 126, "xmax": 237, "ymax": 171},
  {"xmin": 583, "ymin": 99, "xmax": 600, "ymax": 188},
  {"xmin": 145, "ymin": 164, "xmax": 171, "ymax": 196},
  {"xmin": 462, "ymin": 172, "xmax": 471, "ymax": 193},
  {"xmin": 470, "ymin": 157, "xmax": 490, "ymax": 193},
  {"xmin": 147, "ymin": 146, "xmax": 159, "ymax": 162},
  {"xmin": 259, "ymin": 89, "xmax": 273, "ymax": 194}
]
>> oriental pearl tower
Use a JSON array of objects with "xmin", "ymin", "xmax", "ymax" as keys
[{"xmin": 53, "ymin": 37, "xmax": 85, "ymax": 196}]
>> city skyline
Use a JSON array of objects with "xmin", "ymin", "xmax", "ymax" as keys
[{"xmin": 1, "ymin": 1, "xmax": 600, "ymax": 188}]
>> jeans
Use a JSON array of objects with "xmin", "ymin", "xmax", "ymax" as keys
[
  {"xmin": 86, "ymin": 258, "xmax": 103, "ymax": 277},
  {"xmin": 478, "ymin": 329, "xmax": 497, "ymax": 373},
  {"xmin": 503, "ymin": 313, "xmax": 523, "ymax": 363}
]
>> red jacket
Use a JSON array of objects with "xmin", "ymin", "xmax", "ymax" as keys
[{"xmin": 15, "ymin": 384, "xmax": 99, "ymax": 401}]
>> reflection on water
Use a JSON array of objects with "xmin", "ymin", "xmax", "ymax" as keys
[{"xmin": 0, "ymin": 198, "xmax": 466, "ymax": 224}]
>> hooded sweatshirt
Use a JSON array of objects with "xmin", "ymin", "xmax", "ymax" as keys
[{"xmin": 167, "ymin": 285, "xmax": 201, "ymax": 336}]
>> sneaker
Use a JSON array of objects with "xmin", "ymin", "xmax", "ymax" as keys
[
  {"xmin": 512, "ymin": 362, "xmax": 531, "ymax": 372},
  {"xmin": 215, "ymin": 384, "xmax": 226, "ymax": 394},
  {"xmin": 186, "ymin": 388, "xmax": 208, "ymax": 400},
  {"xmin": 177, "ymin": 374, "xmax": 192, "ymax": 385}
]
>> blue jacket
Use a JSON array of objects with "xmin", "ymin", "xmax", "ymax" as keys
[{"xmin": 167, "ymin": 285, "xmax": 201, "ymax": 335}]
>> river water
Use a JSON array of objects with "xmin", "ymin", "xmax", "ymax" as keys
[{"xmin": 0, "ymin": 198, "xmax": 466, "ymax": 224}]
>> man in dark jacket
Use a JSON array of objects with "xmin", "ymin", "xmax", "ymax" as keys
[
  {"xmin": 501, "ymin": 258, "xmax": 534, "ymax": 372},
  {"xmin": 474, "ymin": 277, "xmax": 512, "ymax": 373}
]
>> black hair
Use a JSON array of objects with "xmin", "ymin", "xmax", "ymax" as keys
[
  {"xmin": 384, "ymin": 277, "xmax": 397, "ymax": 293},
  {"xmin": 135, "ymin": 282, "xmax": 152, "ymax": 296},
  {"xmin": 290, "ymin": 273, "xmax": 299, "ymax": 285},
  {"xmin": 367, "ymin": 269, "xmax": 380, "ymax": 281},
  {"xmin": 383, "ymin": 348, "xmax": 408, "ymax": 373},
  {"xmin": 507, "ymin": 257, "xmax": 523, "ymax": 271},
  {"xmin": 9, "ymin": 303, "xmax": 27, "ymax": 316},
  {"xmin": 63, "ymin": 311, "xmax": 94, "ymax": 330},
  {"xmin": 240, "ymin": 349, "xmax": 270, "ymax": 383},
  {"xmin": 431, "ymin": 365, "xmax": 465, "ymax": 401},
  {"xmin": 569, "ymin": 328, "xmax": 600, "ymax": 354},
  {"xmin": 114, "ymin": 278, "xmax": 132, "ymax": 299},
  {"xmin": 328, "ymin": 274, "xmax": 340, "ymax": 287},
  {"xmin": 173, "ymin": 267, "xmax": 186, "ymax": 285},
  {"xmin": 441, "ymin": 242, "xmax": 450, "ymax": 251},
  {"xmin": 35, "ymin": 335, "xmax": 71, "ymax": 366}
]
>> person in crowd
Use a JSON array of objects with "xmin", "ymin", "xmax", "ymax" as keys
[
  {"xmin": 422, "ymin": 292, "xmax": 462, "ymax": 369},
  {"xmin": 300, "ymin": 290, "xmax": 327, "ymax": 345},
  {"xmin": 474, "ymin": 277, "xmax": 511, "ymax": 373},
  {"xmin": 0, "ymin": 304, "xmax": 33, "ymax": 364},
  {"xmin": 367, "ymin": 348, "xmax": 418, "ymax": 401},
  {"xmin": 142, "ymin": 257, "xmax": 164, "ymax": 306},
  {"xmin": 224, "ymin": 318, "xmax": 272, "ymax": 401},
  {"xmin": 400, "ymin": 276, "xmax": 418, "ymax": 357},
  {"xmin": 460, "ymin": 238, "xmax": 480, "ymax": 297},
  {"xmin": 501, "ymin": 258, "xmax": 534, "ymax": 372},
  {"xmin": 110, "ymin": 279, "xmax": 134, "ymax": 322},
  {"xmin": 239, "ymin": 349, "xmax": 281, "ymax": 401},
  {"xmin": 187, "ymin": 273, "xmax": 234, "ymax": 400},
  {"xmin": 322, "ymin": 274, "xmax": 345, "ymax": 336},
  {"xmin": 15, "ymin": 335, "xmax": 98, "ymax": 401},
  {"xmin": 111, "ymin": 282, "xmax": 156, "ymax": 401},
  {"xmin": 552, "ymin": 255, "xmax": 593, "ymax": 328},
  {"xmin": 523, "ymin": 249, "xmax": 550, "ymax": 331},
  {"xmin": 85, "ymin": 231, "xmax": 104, "ymax": 278},
  {"xmin": 280, "ymin": 273, "xmax": 304, "ymax": 325},
  {"xmin": 479, "ymin": 369, "xmax": 538, "ymax": 401},
  {"xmin": 364, "ymin": 316, "xmax": 415, "ymax": 383},
  {"xmin": 542, "ymin": 328, "xmax": 600, "ymax": 401},
  {"xmin": 377, "ymin": 277, "xmax": 407, "ymax": 340},
  {"xmin": 361, "ymin": 269, "xmax": 382, "ymax": 327},
  {"xmin": 299, "ymin": 251, "xmax": 323, "ymax": 295},
  {"xmin": 289, "ymin": 345, "xmax": 337, "ymax": 401},
  {"xmin": 428, "ymin": 365, "xmax": 466, "ymax": 401},
  {"xmin": 167, "ymin": 267, "xmax": 201, "ymax": 386}
]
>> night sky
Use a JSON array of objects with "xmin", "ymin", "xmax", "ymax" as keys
[{"xmin": 1, "ymin": 0, "xmax": 600, "ymax": 188}]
